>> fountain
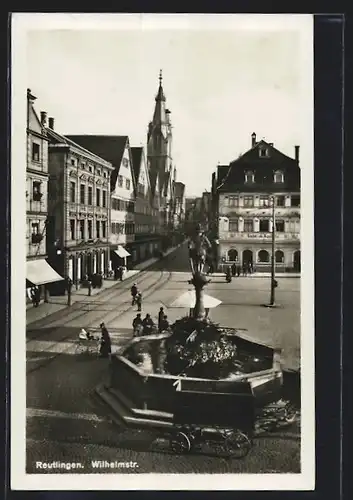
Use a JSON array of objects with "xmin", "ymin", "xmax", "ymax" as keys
[{"xmin": 96, "ymin": 224, "xmax": 285, "ymax": 429}]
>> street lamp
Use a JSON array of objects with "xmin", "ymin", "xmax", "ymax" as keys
[{"xmin": 267, "ymin": 195, "xmax": 278, "ymax": 307}]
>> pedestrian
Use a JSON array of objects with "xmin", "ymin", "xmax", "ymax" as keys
[
  {"xmin": 142, "ymin": 313, "xmax": 154, "ymax": 335},
  {"xmin": 159, "ymin": 314, "xmax": 170, "ymax": 332},
  {"xmin": 158, "ymin": 307, "xmax": 164, "ymax": 332},
  {"xmin": 132, "ymin": 313, "xmax": 143, "ymax": 337},
  {"xmin": 30, "ymin": 286, "xmax": 39, "ymax": 307},
  {"xmin": 99, "ymin": 322, "xmax": 112, "ymax": 358},
  {"xmin": 131, "ymin": 283, "xmax": 138, "ymax": 305},
  {"xmin": 236, "ymin": 265, "xmax": 241, "ymax": 277},
  {"xmin": 136, "ymin": 292, "xmax": 142, "ymax": 312},
  {"xmin": 242, "ymin": 263, "xmax": 247, "ymax": 277},
  {"xmin": 231, "ymin": 262, "xmax": 237, "ymax": 277}
]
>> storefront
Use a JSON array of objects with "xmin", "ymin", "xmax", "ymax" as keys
[{"xmin": 110, "ymin": 245, "xmax": 131, "ymax": 270}]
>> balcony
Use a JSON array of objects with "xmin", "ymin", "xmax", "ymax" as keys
[{"xmin": 219, "ymin": 231, "xmax": 300, "ymax": 242}]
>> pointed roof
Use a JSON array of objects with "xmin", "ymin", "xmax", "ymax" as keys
[
  {"xmin": 66, "ymin": 135, "xmax": 128, "ymax": 171},
  {"xmin": 47, "ymin": 130, "xmax": 112, "ymax": 167},
  {"xmin": 155, "ymin": 69, "xmax": 166, "ymax": 102},
  {"xmin": 131, "ymin": 146, "xmax": 143, "ymax": 182}
]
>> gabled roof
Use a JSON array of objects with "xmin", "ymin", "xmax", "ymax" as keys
[
  {"xmin": 230, "ymin": 139, "xmax": 296, "ymax": 166},
  {"xmin": 66, "ymin": 135, "xmax": 128, "ymax": 172},
  {"xmin": 47, "ymin": 129, "xmax": 112, "ymax": 167},
  {"xmin": 131, "ymin": 147, "xmax": 143, "ymax": 182},
  {"xmin": 66, "ymin": 135, "xmax": 130, "ymax": 191}
]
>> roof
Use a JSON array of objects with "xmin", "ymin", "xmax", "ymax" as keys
[
  {"xmin": 131, "ymin": 147, "xmax": 143, "ymax": 182},
  {"xmin": 66, "ymin": 135, "xmax": 128, "ymax": 171},
  {"xmin": 217, "ymin": 141, "xmax": 300, "ymax": 193},
  {"xmin": 47, "ymin": 130, "xmax": 112, "ymax": 168},
  {"xmin": 174, "ymin": 182, "xmax": 185, "ymax": 198}
]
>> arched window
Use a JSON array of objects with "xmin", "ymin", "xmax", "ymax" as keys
[
  {"xmin": 258, "ymin": 250, "xmax": 270, "ymax": 263},
  {"xmin": 228, "ymin": 249, "xmax": 238, "ymax": 261},
  {"xmin": 275, "ymin": 250, "xmax": 284, "ymax": 263},
  {"xmin": 274, "ymin": 170, "xmax": 284, "ymax": 183}
]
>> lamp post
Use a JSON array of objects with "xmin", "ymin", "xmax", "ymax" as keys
[{"xmin": 268, "ymin": 195, "xmax": 277, "ymax": 307}]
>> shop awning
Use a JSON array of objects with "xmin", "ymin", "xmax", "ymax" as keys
[
  {"xmin": 114, "ymin": 246, "xmax": 131, "ymax": 258},
  {"xmin": 26, "ymin": 259, "xmax": 64, "ymax": 286}
]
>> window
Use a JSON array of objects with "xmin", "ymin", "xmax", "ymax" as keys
[
  {"xmin": 259, "ymin": 219, "xmax": 270, "ymax": 232},
  {"xmin": 259, "ymin": 148, "xmax": 269, "ymax": 158},
  {"xmin": 80, "ymin": 184, "xmax": 85, "ymax": 204},
  {"xmin": 229, "ymin": 219, "xmax": 238, "ymax": 232},
  {"xmin": 32, "ymin": 181, "xmax": 42, "ymax": 201},
  {"xmin": 275, "ymin": 250, "xmax": 284, "ymax": 263},
  {"xmin": 122, "ymin": 158, "xmax": 129, "ymax": 168},
  {"xmin": 96, "ymin": 188, "xmax": 100, "ymax": 207},
  {"xmin": 243, "ymin": 219, "xmax": 253, "ymax": 232},
  {"xmin": 228, "ymin": 196, "xmax": 238, "ymax": 207},
  {"xmin": 32, "ymin": 143, "xmax": 40, "ymax": 162},
  {"xmin": 31, "ymin": 222, "xmax": 39, "ymax": 235},
  {"xmin": 126, "ymin": 179, "xmax": 131, "ymax": 190},
  {"xmin": 97, "ymin": 169, "xmax": 101, "ymax": 176},
  {"xmin": 81, "ymin": 162, "xmax": 85, "ymax": 169},
  {"xmin": 96, "ymin": 221, "xmax": 100, "ymax": 239},
  {"xmin": 291, "ymin": 195, "xmax": 300, "ymax": 207},
  {"xmin": 275, "ymin": 220, "xmax": 285, "ymax": 232},
  {"xmin": 88, "ymin": 220, "xmax": 92, "ymax": 239},
  {"xmin": 79, "ymin": 220, "xmax": 85, "ymax": 239},
  {"xmin": 274, "ymin": 170, "xmax": 284, "ymax": 183},
  {"xmin": 103, "ymin": 171, "xmax": 107, "ymax": 178},
  {"xmin": 243, "ymin": 196, "xmax": 254, "ymax": 208},
  {"xmin": 102, "ymin": 221, "xmax": 106, "ymax": 238},
  {"xmin": 276, "ymin": 195, "xmax": 285, "ymax": 207},
  {"xmin": 71, "ymin": 158, "xmax": 76, "ymax": 166},
  {"xmin": 245, "ymin": 171, "xmax": 254, "ymax": 183},
  {"xmin": 259, "ymin": 195, "xmax": 269, "ymax": 207},
  {"xmin": 258, "ymin": 250, "xmax": 270, "ymax": 262},
  {"xmin": 88, "ymin": 166, "xmax": 93, "ymax": 173},
  {"xmin": 70, "ymin": 219, "xmax": 75, "ymax": 240},
  {"xmin": 88, "ymin": 186, "xmax": 93, "ymax": 205},
  {"xmin": 102, "ymin": 190, "xmax": 107, "ymax": 208},
  {"xmin": 70, "ymin": 182, "xmax": 76, "ymax": 203},
  {"xmin": 118, "ymin": 175, "xmax": 123, "ymax": 187}
]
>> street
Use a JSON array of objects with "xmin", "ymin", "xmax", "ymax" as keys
[{"xmin": 27, "ymin": 243, "xmax": 300, "ymax": 474}]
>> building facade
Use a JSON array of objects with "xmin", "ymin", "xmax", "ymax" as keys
[
  {"xmin": 131, "ymin": 146, "xmax": 161, "ymax": 262},
  {"xmin": 214, "ymin": 133, "xmax": 301, "ymax": 272},
  {"xmin": 46, "ymin": 126, "xmax": 114, "ymax": 289},
  {"xmin": 147, "ymin": 71, "xmax": 176, "ymax": 233},
  {"xmin": 26, "ymin": 90, "xmax": 63, "ymax": 300},
  {"xmin": 67, "ymin": 135, "xmax": 136, "ymax": 268}
]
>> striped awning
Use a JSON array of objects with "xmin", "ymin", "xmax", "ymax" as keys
[{"xmin": 114, "ymin": 246, "xmax": 131, "ymax": 258}]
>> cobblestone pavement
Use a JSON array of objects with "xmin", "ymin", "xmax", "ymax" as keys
[{"xmin": 26, "ymin": 244, "xmax": 301, "ymax": 474}]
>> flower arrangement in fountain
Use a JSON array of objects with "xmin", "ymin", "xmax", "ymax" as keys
[{"xmin": 164, "ymin": 316, "xmax": 244, "ymax": 379}]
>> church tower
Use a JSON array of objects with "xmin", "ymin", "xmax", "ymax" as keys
[{"xmin": 147, "ymin": 70, "xmax": 174, "ymax": 196}]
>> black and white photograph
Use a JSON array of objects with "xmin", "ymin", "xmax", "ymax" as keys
[{"xmin": 11, "ymin": 13, "xmax": 314, "ymax": 490}]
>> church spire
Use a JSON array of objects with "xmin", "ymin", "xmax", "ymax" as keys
[{"xmin": 155, "ymin": 69, "xmax": 166, "ymax": 102}]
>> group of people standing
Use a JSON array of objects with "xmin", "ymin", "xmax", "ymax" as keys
[
  {"xmin": 230, "ymin": 262, "xmax": 256, "ymax": 277},
  {"xmin": 132, "ymin": 306, "xmax": 170, "ymax": 337}
]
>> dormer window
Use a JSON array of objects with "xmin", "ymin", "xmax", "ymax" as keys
[
  {"xmin": 245, "ymin": 171, "xmax": 255, "ymax": 183},
  {"xmin": 259, "ymin": 147, "xmax": 269, "ymax": 158},
  {"xmin": 274, "ymin": 170, "xmax": 284, "ymax": 183}
]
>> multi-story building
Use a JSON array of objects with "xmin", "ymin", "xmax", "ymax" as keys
[
  {"xmin": 26, "ymin": 89, "xmax": 63, "ymax": 301},
  {"xmin": 213, "ymin": 133, "xmax": 301, "ymax": 272},
  {"xmin": 130, "ymin": 146, "xmax": 161, "ymax": 262},
  {"xmin": 147, "ymin": 71, "xmax": 176, "ymax": 233},
  {"xmin": 67, "ymin": 135, "xmax": 136, "ymax": 268}
]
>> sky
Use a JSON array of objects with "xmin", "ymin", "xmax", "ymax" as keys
[{"xmin": 23, "ymin": 14, "xmax": 313, "ymax": 197}]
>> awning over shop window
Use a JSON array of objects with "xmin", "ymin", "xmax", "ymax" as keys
[
  {"xmin": 26, "ymin": 259, "xmax": 64, "ymax": 285},
  {"xmin": 114, "ymin": 246, "xmax": 131, "ymax": 258}
]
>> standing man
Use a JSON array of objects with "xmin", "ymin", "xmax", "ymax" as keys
[
  {"xmin": 158, "ymin": 307, "xmax": 165, "ymax": 332},
  {"xmin": 66, "ymin": 276, "xmax": 73, "ymax": 306},
  {"xmin": 131, "ymin": 283, "xmax": 138, "ymax": 305}
]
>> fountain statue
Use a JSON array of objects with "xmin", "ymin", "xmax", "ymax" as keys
[{"xmin": 188, "ymin": 223, "xmax": 212, "ymax": 319}]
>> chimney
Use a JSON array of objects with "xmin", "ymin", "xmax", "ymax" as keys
[
  {"xmin": 251, "ymin": 132, "xmax": 256, "ymax": 147},
  {"xmin": 48, "ymin": 117, "xmax": 55, "ymax": 130},
  {"xmin": 40, "ymin": 111, "xmax": 47, "ymax": 127},
  {"xmin": 269, "ymin": 142, "xmax": 274, "ymax": 147},
  {"xmin": 294, "ymin": 145, "xmax": 300, "ymax": 163}
]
